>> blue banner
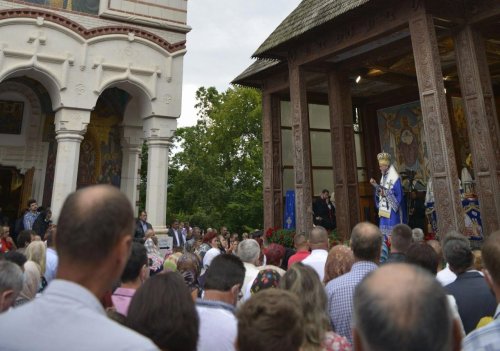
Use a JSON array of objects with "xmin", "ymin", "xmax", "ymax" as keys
[{"xmin": 284, "ymin": 190, "xmax": 295, "ymax": 230}]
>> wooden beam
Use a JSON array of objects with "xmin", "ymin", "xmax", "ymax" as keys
[{"xmin": 466, "ymin": 0, "xmax": 500, "ymax": 25}]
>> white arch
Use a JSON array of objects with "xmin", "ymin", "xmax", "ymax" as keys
[{"xmin": 0, "ymin": 67, "xmax": 61, "ymax": 108}]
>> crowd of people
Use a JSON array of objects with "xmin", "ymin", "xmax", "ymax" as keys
[{"xmin": 0, "ymin": 184, "xmax": 499, "ymax": 351}]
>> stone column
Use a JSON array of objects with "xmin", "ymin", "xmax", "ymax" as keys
[
  {"xmin": 143, "ymin": 116, "xmax": 176, "ymax": 233},
  {"xmin": 409, "ymin": 13, "xmax": 465, "ymax": 237},
  {"xmin": 120, "ymin": 126, "xmax": 143, "ymax": 215},
  {"xmin": 327, "ymin": 70, "xmax": 359, "ymax": 240},
  {"xmin": 51, "ymin": 108, "xmax": 91, "ymax": 221},
  {"xmin": 288, "ymin": 62, "xmax": 313, "ymax": 235},
  {"xmin": 262, "ymin": 93, "xmax": 283, "ymax": 230},
  {"xmin": 454, "ymin": 26, "xmax": 500, "ymax": 235}
]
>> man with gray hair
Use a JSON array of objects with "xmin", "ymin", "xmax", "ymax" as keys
[
  {"xmin": 353, "ymin": 263, "xmax": 462, "ymax": 351},
  {"xmin": 326, "ymin": 222, "xmax": 381, "ymax": 342},
  {"xmin": 0, "ymin": 260, "xmax": 24, "ymax": 313},
  {"xmin": 412, "ymin": 228, "xmax": 424, "ymax": 242},
  {"xmin": 237, "ymin": 239, "xmax": 261, "ymax": 301},
  {"xmin": 444, "ymin": 231, "xmax": 496, "ymax": 334}
]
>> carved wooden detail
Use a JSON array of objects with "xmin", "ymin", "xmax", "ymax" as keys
[
  {"xmin": 409, "ymin": 12, "xmax": 465, "ymax": 237},
  {"xmin": 455, "ymin": 26, "xmax": 500, "ymax": 235},
  {"xmin": 328, "ymin": 70, "xmax": 359, "ymax": 241},
  {"xmin": 288, "ymin": 63, "xmax": 313, "ymax": 235},
  {"xmin": 271, "ymin": 95, "xmax": 283, "ymax": 228},
  {"xmin": 262, "ymin": 93, "xmax": 283, "ymax": 230}
]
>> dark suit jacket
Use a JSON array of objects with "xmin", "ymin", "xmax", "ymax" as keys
[
  {"xmin": 312, "ymin": 198, "xmax": 336, "ymax": 230},
  {"xmin": 167, "ymin": 228, "xmax": 184, "ymax": 248},
  {"xmin": 445, "ymin": 270, "xmax": 497, "ymax": 334},
  {"xmin": 134, "ymin": 220, "xmax": 152, "ymax": 241}
]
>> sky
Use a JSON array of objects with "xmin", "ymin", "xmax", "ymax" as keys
[{"xmin": 178, "ymin": 0, "xmax": 302, "ymax": 127}]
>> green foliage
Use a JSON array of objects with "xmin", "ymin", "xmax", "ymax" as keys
[{"xmin": 167, "ymin": 86, "xmax": 263, "ymax": 232}]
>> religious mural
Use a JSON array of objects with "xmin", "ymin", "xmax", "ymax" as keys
[
  {"xmin": 21, "ymin": 0, "xmax": 99, "ymax": 15},
  {"xmin": 0, "ymin": 100, "xmax": 24, "ymax": 134},
  {"xmin": 377, "ymin": 101, "xmax": 429, "ymax": 184},
  {"xmin": 76, "ymin": 94, "xmax": 123, "ymax": 189}
]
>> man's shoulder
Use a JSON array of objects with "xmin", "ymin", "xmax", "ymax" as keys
[
  {"xmin": 325, "ymin": 271, "xmax": 355, "ymax": 292},
  {"xmin": 0, "ymin": 302, "xmax": 157, "ymax": 351},
  {"xmin": 463, "ymin": 319, "xmax": 500, "ymax": 351},
  {"xmin": 197, "ymin": 301, "xmax": 236, "ymax": 318},
  {"xmin": 326, "ymin": 263, "xmax": 375, "ymax": 293}
]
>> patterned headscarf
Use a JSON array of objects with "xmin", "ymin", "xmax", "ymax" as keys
[{"xmin": 250, "ymin": 269, "xmax": 281, "ymax": 295}]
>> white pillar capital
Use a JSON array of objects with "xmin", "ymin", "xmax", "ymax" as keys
[
  {"xmin": 50, "ymin": 109, "xmax": 92, "ymax": 222},
  {"xmin": 146, "ymin": 136, "xmax": 173, "ymax": 148},
  {"xmin": 143, "ymin": 115, "xmax": 177, "ymax": 139},
  {"xmin": 54, "ymin": 108, "xmax": 91, "ymax": 135},
  {"xmin": 121, "ymin": 125, "xmax": 144, "ymax": 149}
]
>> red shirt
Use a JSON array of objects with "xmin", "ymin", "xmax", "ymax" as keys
[
  {"xmin": 0, "ymin": 237, "xmax": 14, "ymax": 253},
  {"xmin": 287, "ymin": 250, "xmax": 311, "ymax": 268}
]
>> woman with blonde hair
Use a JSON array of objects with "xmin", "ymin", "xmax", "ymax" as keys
[
  {"xmin": 25, "ymin": 241, "xmax": 47, "ymax": 292},
  {"xmin": 280, "ymin": 263, "xmax": 351, "ymax": 351},
  {"xmin": 15, "ymin": 261, "xmax": 42, "ymax": 306}
]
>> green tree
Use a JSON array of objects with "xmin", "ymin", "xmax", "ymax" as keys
[{"xmin": 167, "ymin": 86, "xmax": 263, "ymax": 232}]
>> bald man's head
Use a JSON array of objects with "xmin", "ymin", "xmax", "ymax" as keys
[
  {"xmin": 350, "ymin": 222, "xmax": 382, "ymax": 262},
  {"xmin": 308, "ymin": 226, "xmax": 329, "ymax": 250},
  {"xmin": 353, "ymin": 264, "xmax": 458, "ymax": 351},
  {"xmin": 56, "ymin": 185, "xmax": 134, "ymax": 265}
]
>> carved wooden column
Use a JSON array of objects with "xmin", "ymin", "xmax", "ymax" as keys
[
  {"xmin": 454, "ymin": 26, "xmax": 500, "ymax": 235},
  {"xmin": 288, "ymin": 62, "xmax": 313, "ymax": 235},
  {"xmin": 409, "ymin": 12, "xmax": 465, "ymax": 237},
  {"xmin": 327, "ymin": 70, "xmax": 359, "ymax": 240},
  {"xmin": 262, "ymin": 92, "xmax": 283, "ymax": 230}
]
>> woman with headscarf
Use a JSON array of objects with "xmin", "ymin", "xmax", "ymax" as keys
[{"xmin": 177, "ymin": 253, "xmax": 202, "ymax": 300}]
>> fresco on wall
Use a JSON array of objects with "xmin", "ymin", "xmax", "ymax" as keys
[
  {"xmin": 0, "ymin": 100, "xmax": 24, "ymax": 134},
  {"xmin": 377, "ymin": 101, "xmax": 429, "ymax": 183},
  {"xmin": 76, "ymin": 89, "xmax": 128, "ymax": 189},
  {"xmin": 22, "ymin": 0, "xmax": 99, "ymax": 15}
]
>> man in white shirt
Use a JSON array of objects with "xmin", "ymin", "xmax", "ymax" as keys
[
  {"xmin": 302, "ymin": 226, "xmax": 329, "ymax": 281},
  {"xmin": 197, "ymin": 254, "xmax": 245, "ymax": 351},
  {"xmin": 0, "ymin": 185, "xmax": 158, "ymax": 351},
  {"xmin": 44, "ymin": 228, "xmax": 58, "ymax": 284}
]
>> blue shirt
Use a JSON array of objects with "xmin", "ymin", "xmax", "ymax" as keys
[
  {"xmin": 0, "ymin": 280, "xmax": 158, "ymax": 351},
  {"xmin": 325, "ymin": 261, "xmax": 378, "ymax": 343},
  {"xmin": 462, "ymin": 304, "xmax": 500, "ymax": 351},
  {"xmin": 23, "ymin": 211, "xmax": 38, "ymax": 230}
]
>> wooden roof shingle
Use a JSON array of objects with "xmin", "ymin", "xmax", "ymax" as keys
[
  {"xmin": 253, "ymin": 0, "xmax": 371, "ymax": 58},
  {"xmin": 231, "ymin": 59, "xmax": 282, "ymax": 85}
]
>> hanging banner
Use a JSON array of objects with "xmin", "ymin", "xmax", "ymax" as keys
[{"xmin": 284, "ymin": 190, "xmax": 295, "ymax": 230}]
